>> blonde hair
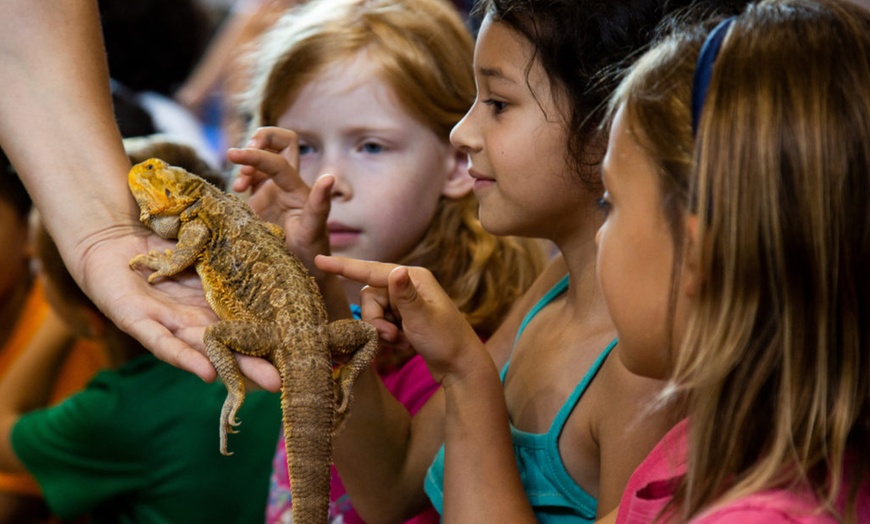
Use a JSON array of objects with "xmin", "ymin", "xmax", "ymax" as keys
[
  {"xmin": 669, "ymin": 0, "xmax": 870, "ymax": 520},
  {"xmin": 240, "ymin": 0, "xmax": 547, "ymax": 338}
]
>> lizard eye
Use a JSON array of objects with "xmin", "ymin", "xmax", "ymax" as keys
[{"xmin": 146, "ymin": 163, "xmax": 154, "ymax": 171}]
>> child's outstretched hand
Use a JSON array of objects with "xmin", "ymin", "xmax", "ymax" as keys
[
  {"xmin": 227, "ymin": 127, "xmax": 333, "ymax": 276},
  {"xmin": 315, "ymin": 255, "xmax": 488, "ymax": 384}
]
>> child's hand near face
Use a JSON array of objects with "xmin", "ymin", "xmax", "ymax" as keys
[
  {"xmin": 228, "ymin": 126, "xmax": 334, "ymax": 277},
  {"xmin": 316, "ymin": 255, "xmax": 488, "ymax": 384}
]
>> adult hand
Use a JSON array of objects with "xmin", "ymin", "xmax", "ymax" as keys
[{"xmin": 83, "ymin": 220, "xmax": 283, "ymax": 391}]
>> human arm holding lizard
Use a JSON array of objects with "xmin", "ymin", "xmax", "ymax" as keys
[{"xmin": 0, "ymin": 0, "xmax": 279, "ymax": 390}]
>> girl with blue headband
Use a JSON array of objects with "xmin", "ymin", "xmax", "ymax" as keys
[{"xmin": 599, "ymin": 0, "xmax": 870, "ymax": 521}]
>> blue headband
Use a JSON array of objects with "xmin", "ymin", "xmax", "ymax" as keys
[{"xmin": 691, "ymin": 17, "xmax": 736, "ymax": 136}]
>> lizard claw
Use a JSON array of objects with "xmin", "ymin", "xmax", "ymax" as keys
[
  {"xmin": 219, "ymin": 393, "xmax": 244, "ymax": 455},
  {"xmin": 131, "ymin": 250, "xmax": 174, "ymax": 283}
]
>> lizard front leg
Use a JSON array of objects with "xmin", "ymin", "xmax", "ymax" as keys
[
  {"xmin": 204, "ymin": 320, "xmax": 281, "ymax": 455},
  {"xmin": 327, "ymin": 319, "xmax": 379, "ymax": 432},
  {"xmin": 130, "ymin": 219, "xmax": 211, "ymax": 282}
]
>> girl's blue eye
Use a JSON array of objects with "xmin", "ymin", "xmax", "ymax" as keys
[
  {"xmin": 361, "ymin": 142, "xmax": 384, "ymax": 154},
  {"xmin": 298, "ymin": 144, "xmax": 314, "ymax": 156}
]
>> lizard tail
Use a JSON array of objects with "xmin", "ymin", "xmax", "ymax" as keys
[{"xmin": 279, "ymin": 344, "xmax": 335, "ymax": 524}]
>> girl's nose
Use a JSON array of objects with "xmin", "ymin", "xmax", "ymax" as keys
[
  {"xmin": 321, "ymin": 159, "xmax": 352, "ymax": 201},
  {"xmin": 450, "ymin": 104, "xmax": 481, "ymax": 154},
  {"xmin": 329, "ymin": 174, "xmax": 352, "ymax": 200}
]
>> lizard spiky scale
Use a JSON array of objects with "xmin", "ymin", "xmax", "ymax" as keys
[{"xmin": 128, "ymin": 158, "xmax": 379, "ymax": 524}]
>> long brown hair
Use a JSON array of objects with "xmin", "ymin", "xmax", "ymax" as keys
[
  {"xmin": 241, "ymin": 0, "xmax": 547, "ymax": 338},
  {"xmin": 673, "ymin": 0, "xmax": 870, "ymax": 520}
]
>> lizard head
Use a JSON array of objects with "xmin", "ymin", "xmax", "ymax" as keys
[{"xmin": 128, "ymin": 158, "xmax": 207, "ymax": 236}]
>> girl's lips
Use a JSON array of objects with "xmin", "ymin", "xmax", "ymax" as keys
[
  {"xmin": 327, "ymin": 222, "xmax": 361, "ymax": 248},
  {"xmin": 469, "ymin": 170, "xmax": 496, "ymax": 191},
  {"xmin": 473, "ymin": 178, "xmax": 496, "ymax": 192},
  {"xmin": 468, "ymin": 169, "xmax": 495, "ymax": 189}
]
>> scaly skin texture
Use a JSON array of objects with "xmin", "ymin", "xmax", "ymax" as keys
[{"xmin": 128, "ymin": 158, "xmax": 378, "ymax": 524}]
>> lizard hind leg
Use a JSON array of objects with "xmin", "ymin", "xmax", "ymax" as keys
[
  {"xmin": 204, "ymin": 320, "xmax": 281, "ymax": 455},
  {"xmin": 327, "ymin": 319, "xmax": 380, "ymax": 434}
]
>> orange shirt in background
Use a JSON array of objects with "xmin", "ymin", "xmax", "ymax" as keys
[{"xmin": 0, "ymin": 279, "xmax": 107, "ymax": 496}]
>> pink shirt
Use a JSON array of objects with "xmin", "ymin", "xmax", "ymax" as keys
[
  {"xmin": 266, "ymin": 354, "xmax": 441, "ymax": 524},
  {"xmin": 617, "ymin": 419, "xmax": 870, "ymax": 524}
]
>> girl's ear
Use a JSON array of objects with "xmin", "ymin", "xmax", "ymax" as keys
[
  {"xmin": 441, "ymin": 147, "xmax": 474, "ymax": 199},
  {"xmin": 681, "ymin": 214, "xmax": 702, "ymax": 298}
]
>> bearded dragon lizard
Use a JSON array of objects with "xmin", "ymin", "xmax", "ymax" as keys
[{"xmin": 128, "ymin": 158, "xmax": 378, "ymax": 524}]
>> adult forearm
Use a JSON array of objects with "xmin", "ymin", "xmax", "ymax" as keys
[
  {"xmin": 0, "ymin": 2, "xmax": 237, "ymax": 386},
  {"xmin": 0, "ymin": 0, "xmax": 133, "ymax": 278}
]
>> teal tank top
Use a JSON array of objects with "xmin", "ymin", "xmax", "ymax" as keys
[{"xmin": 424, "ymin": 275, "xmax": 617, "ymax": 522}]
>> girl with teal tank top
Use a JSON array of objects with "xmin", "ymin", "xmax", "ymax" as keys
[{"xmin": 424, "ymin": 276, "xmax": 617, "ymax": 523}]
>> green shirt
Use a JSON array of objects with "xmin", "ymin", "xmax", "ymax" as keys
[{"xmin": 12, "ymin": 353, "xmax": 281, "ymax": 523}]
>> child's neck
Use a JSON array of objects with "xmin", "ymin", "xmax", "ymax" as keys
[
  {"xmin": 554, "ymin": 225, "xmax": 612, "ymax": 324},
  {"xmin": 0, "ymin": 265, "xmax": 34, "ymax": 348}
]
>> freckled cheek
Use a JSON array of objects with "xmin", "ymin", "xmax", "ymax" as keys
[{"xmin": 363, "ymin": 198, "xmax": 434, "ymax": 259}]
